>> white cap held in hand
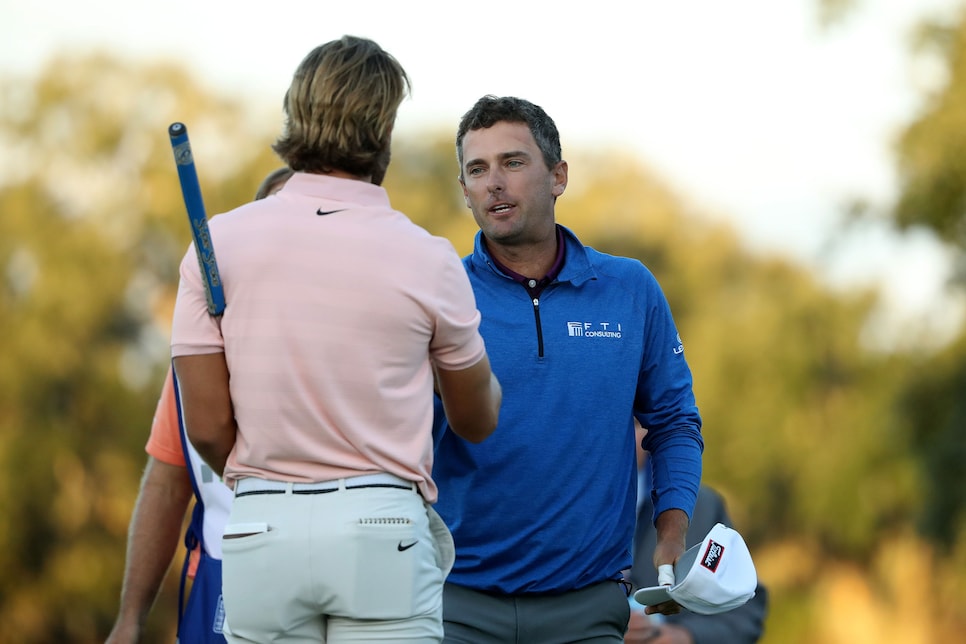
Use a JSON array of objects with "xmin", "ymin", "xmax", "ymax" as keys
[{"xmin": 634, "ymin": 523, "xmax": 758, "ymax": 615}]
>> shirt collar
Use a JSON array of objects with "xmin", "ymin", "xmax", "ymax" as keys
[{"xmin": 485, "ymin": 225, "xmax": 566, "ymax": 296}]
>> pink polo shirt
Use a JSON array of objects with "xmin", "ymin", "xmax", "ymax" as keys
[{"xmin": 170, "ymin": 173, "xmax": 485, "ymax": 502}]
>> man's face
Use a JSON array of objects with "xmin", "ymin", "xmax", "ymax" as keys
[{"xmin": 459, "ymin": 121, "xmax": 567, "ymax": 246}]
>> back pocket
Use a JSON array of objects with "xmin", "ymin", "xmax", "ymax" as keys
[{"xmin": 348, "ymin": 517, "xmax": 419, "ymax": 619}]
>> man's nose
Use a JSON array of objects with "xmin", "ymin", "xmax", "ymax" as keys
[{"xmin": 487, "ymin": 167, "xmax": 505, "ymax": 193}]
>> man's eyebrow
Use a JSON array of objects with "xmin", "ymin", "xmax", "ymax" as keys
[{"xmin": 465, "ymin": 150, "xmax": 532, "ymax": 168}]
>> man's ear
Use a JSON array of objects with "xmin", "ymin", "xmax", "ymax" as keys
[{"xmin": 551, "ymin": 160, "xmax": 568, "ymax": 198}]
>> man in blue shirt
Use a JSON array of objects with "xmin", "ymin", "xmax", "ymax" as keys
[{"xmin": 433, "ymin": 95, "xmax": 705, "ymax": 643}]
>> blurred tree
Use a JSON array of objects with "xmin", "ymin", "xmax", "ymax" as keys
[
  {"xmin": 0, "ymin": 52, "xmax": 280, "ymax": 643},
  {"xmin": 887, "ymin": 4, "xmax": 966, "ymax": 551},
  {"xmin": 898, "ymin": 334, "xmax": 966, "ymax": 549},
  {"xmin": 890, "ymin": 4, "xmax": 966, "ymax": 262}
]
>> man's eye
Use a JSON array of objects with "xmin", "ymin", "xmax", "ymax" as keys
[
  {"xmin": 467, "ymin": 167, "xmax": 484, "ymax": 176},
  {"xmin": 507, "ymin": 160, "xmax": 523, "ymax": 168}
]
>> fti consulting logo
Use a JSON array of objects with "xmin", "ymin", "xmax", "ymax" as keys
[{"xmin": 567, "ymin": 322, "xmax": 622, "ymax": 338}]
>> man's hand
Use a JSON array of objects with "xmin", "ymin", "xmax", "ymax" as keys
[
  {"xmin": 625, "ymin": 609, "xmax": 659, "ymax": 643},
  {"xmin": 647, "ymin": 508, "xmax": 689, "ymax": 616},
  {"xmin": 625, "ymin": 610, "xmax": 694, "ymax": 644}
]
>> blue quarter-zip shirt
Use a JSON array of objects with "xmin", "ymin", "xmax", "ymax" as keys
[{"xmin": 433, "ymin": 225, "xmax": 703, "ymax": 594}]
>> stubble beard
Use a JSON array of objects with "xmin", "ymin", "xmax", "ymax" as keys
[{"xmin": 477, "ymin": 209, "xmax": 526, "ymax": 247}]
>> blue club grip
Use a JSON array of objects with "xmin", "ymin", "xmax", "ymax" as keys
[{"xmin": 168, "ymin": 122, "xmax": 225, "ymax": 316}]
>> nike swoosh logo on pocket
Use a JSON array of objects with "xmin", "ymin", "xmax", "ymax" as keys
[
  {"xmin": 316, "ymin": 208, "xmax": 345, "ymax": 216},
  {"xmin": 397, "ymin": 540, "xmax": 418, "ymax": 551}
]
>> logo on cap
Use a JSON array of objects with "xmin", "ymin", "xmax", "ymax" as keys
[{"xmin": 701, "ymin": 540, "xmax": 725, "ymax": 573}]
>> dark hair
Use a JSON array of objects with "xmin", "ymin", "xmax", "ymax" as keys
[
  {"xmin": 455, "ymin": 95, "xmax": 562, "ymax": 178},
  {"xmin": 272, "ymin": 36, "xmax": 411, "ymax": 182}
]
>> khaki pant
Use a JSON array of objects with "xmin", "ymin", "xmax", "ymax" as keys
[{"xmin": 221, "ymin": 476, "xmax": 454, "ymax": 643}]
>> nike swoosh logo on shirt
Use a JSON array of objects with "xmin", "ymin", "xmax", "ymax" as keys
[
  {"xmin": 397, "ymin": 540, "xmax": 418, "ymax": 552},
  {"xmin": 316, "ymin": 208, "xmax": 345, "ymax": 216}
]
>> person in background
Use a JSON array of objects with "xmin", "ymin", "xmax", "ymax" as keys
[
  {"xmin": 253, "ymin": 167, "xmax": 295, "ymax": 201},
  {"xmin": 431, "ymin": 95, "xmax": 704, "ymax": 643},
  {"xmin": 105, "ymin": 167, "xmax": 293, "ymax": 644},
  {"xmin": 171, "ymin": 37, "xmax": 501, "ymax": 643},
  {"xmin": 626, "ymin": 423, "xmax": 768, "ymax": 643}
]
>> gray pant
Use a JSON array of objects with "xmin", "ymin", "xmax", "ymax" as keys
[{"xmin": 442, "ymin": 580, "xmax": 630, "ymax": 644}]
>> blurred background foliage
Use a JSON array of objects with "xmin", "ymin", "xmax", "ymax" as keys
[{"xmin": 1, "ymin": 5, "xmax": 966, "ymax": 642}]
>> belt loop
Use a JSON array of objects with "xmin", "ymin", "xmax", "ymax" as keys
[
  {"xmin": 338, "ymin": 478, "xmax": 347, "ymax": 492},
  {"xmin": 285, "ymin": 482, "xmax": 294, "ymax": 496}
]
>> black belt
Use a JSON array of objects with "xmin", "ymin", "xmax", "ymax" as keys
[{"xmin": 236, "ymin": 482, "xmax": 413, "ymax": 498}]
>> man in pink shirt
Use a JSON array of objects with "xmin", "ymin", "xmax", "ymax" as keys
[{"xmin": 170, "ymin": 36, "xmax": 501, "ymax": 643}]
